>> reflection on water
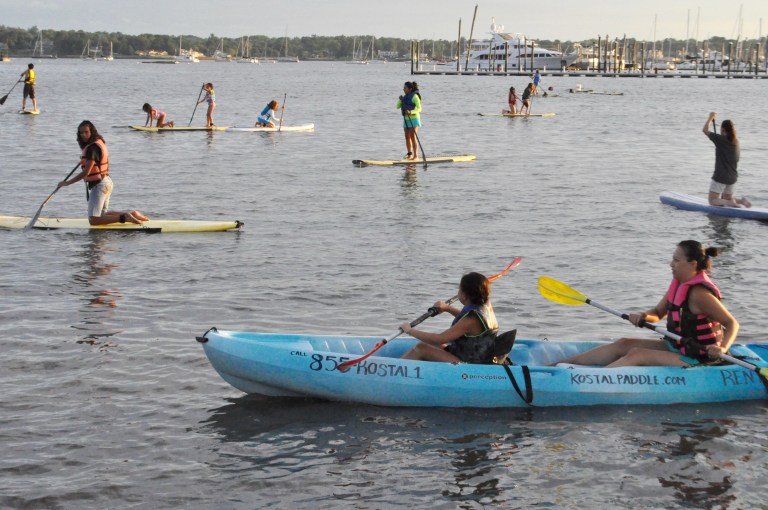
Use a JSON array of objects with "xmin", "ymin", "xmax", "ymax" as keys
[
  {"xmin": 656, "ymin": 419, "xmax": 736, "ymax": 508},
  {"xmin": 705, "ymin": 215, "xmax": 735, "ymax": 252},
  {"xmin": 400, "ymin": 164, "xmax": 419, "ymax": 190},
  {"xmin": 69, "ymin": 231, "xmax": 123, "ymax": 346}
]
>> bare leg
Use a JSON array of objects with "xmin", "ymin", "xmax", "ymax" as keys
[
  {"xmin": 553, "ymin": 337, "xmax": 667, "ymax": 366},
  {"xmin": 709, "ymin": 192, "xmax": 740, "ymax": 208},
  {"xmin": 409, "ymin": 127, "xmax": 419, "ymax": 159},
  {"xmin": 89, "ymin": 211, "xmax": 149, "ymax": 225},
  {"xmin": 404, "ymin": 128, "xmax": 413, "ymax": 158},
  {"xmin": 401, "ymin": 342, "xmax": 461, "ymax": 362},
  {"xmin": 606, "ymin": 347, "xmax": 691, "ymax": 368}
]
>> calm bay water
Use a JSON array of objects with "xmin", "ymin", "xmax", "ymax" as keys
[{"xmin": 1, "ymin": 59, "xmax": 768, "ymax": 508}]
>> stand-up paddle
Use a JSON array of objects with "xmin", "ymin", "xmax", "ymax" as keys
[
  {"xmin": 277, "ymin": 93, "xmax": 286, "ymax": 132},
  {"xmin": 337, "ymin": 257, "xmax": 523, "ymax": 372},
  {"xmin": 0, "ymin": 80, "xmax": 20, "ymax": 106},
  {"xmin": 23, "ymin": 163, "xmax": 81, "ymax": 231},
  {"xmin": 188, "ymin": 83, "xmax": 204, "ymax": 126},
  {"xmin": 537, "ymin": 276, "xmax": 768, "ymax": 386}
]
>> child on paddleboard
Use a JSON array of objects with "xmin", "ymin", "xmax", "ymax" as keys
[
  {"xmin": 142, "ymin": 103, "xmax": 174, "ymax": 128},
  {"xmin": 397, "ymin": 81, "xmax": 421, "ymax": 160},
  {"xmin": 255, "ymin": 100, "xmax": 281, "ymax": 128},
  {"xmin": 502, "ymin": 86, "xmax": 518, "ymax": 114},
  {"xmin": 197, "ymin": 83, "xmax": 215, "ymax": 128},
  {"xmin": 400, "ymin": 272, "xmax": 499, "ymax": 363},
  {"xmin": 520, "ymin": 83, "xmax": 534, "ymax": 115}
]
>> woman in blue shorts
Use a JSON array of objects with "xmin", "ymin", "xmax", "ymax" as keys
[{"xmin": 396, "ymin": 81, "xmax": 421, "ymax": 160}]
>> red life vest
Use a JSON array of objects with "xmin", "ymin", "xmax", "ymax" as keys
[
  {"xmin": 665, "ymin": 272, "xmax": 723, "ymax": 357},
  {"xmin": 81, "ymin": 139, "xmax": 109, "ymax": 183}
]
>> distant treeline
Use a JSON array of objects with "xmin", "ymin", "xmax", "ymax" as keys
[{"xmin": 0, "ymin": 25, "xmax": 764, "ymax": 60}]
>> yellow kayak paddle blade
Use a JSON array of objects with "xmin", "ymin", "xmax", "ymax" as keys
[{"xmin": 538, "ymin": 276, "xmax": 589, "ymax": 306}]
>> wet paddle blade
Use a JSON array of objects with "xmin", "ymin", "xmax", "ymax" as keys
[
  {"xmin": 0, "ymin": 94, "xmax": 8, "ymax": 105},
  {"xmin": 538, "ymin": 276, "xmax": 588, "ymax": 306}
]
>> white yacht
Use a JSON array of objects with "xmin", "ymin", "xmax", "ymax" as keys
[
  {"xmin": 176, "ymin": 36, "xmax": 200, "ymax": 63},
  {"xmin": 461, "ymin": 19, "xmax": 577, "ymax": 71}
]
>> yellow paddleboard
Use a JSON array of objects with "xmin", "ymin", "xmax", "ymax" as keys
[
  {"xmin": 0, "ymin": 216, "xmax": 243, "ymax": 232},
  {"xmin": 130, "ymin": 125, "xmax": 228, "ymax": 132}
]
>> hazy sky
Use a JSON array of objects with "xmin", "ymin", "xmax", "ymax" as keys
[{"xmin": 4, "ymin": 0, "xmax": 767, "ymax": 41}]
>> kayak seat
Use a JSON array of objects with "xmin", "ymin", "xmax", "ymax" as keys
[{"xmin": 490, "ymin": 330, "xmax": 516, "ymax": 365}]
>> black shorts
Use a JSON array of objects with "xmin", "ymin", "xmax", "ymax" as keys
[{"xmin": 23, "ymin": 84, "xmax": 35, "ymax": 99}]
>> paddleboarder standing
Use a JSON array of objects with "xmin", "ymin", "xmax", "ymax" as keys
[
  {"xmin": 397, "ymin": 81, "xmax": 421, "ymax": 160},
  {"xmin": 57, "ymin": 121, "xmax": 149, "ymax": 225},
  {"xmin": 520, "ymin": 83, "xmax": 534, "ymax": 115},
  {"xmin": 197, "ymin": 83, "xmax": 215, "ymax": 128},
  {"xmin": 532, "ymin": 69, "xmax": 541, "ymax": 96},
  {"xmin": 19, "ymin": 63, "xmax": 37, "ymax": 113},
  {"xmin": 703, "ymin": 112, "xmax": 750, "ymax": 208}
]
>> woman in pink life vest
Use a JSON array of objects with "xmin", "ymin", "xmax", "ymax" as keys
[{"xmin": 554, "ymin": 240, "xmax": 739, "ymax": 367}]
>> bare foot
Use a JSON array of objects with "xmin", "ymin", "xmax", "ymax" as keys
[
  {"xmin": 131, "ymin": 210, "xmax": 150, "ymax": 222},
  {"xmin": 740, "ymin": 196, "xmax": 752, "ymax": 208}
]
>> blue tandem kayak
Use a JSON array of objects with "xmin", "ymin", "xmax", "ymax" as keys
[
  {"xmin": 197, "ymin": 329, "xmax": 768, "ymax": 407},
  {"xmin": 660, "ymin": 191, "xmax": 768, "ymax": 220}
]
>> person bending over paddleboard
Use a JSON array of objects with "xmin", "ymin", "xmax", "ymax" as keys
[
  {"xmin": 502, "ymin": 86, "xmax": 518, "ymax": 114},
  {"xmin": 142, "ymin": 103, "xmax": 174, "ymax": 128},
  {"xmin": 401, "ymin": 272, "xmax": 499, "ymax": 363},
  {"xmin": 57, "ymin": 121, "xmax": 149, "ymax": 226},
  {"xmin": 520, "ymin": 83, "xmax": 534, "ymax": 115},
  {"xmin": 19, "ymin": 63, "xmax": 37, "ymax": 113},
  {"xmin": 397, "ymin": 81, "xmax": 421, "ymax": 160},
  {"xmin": 255, "ymin": 100, "xmax": 281, "ymax": 128},
  {"xmin": 552, "ymin": 240, "xmax": 739, "ymax": 368},
  {"xmin": 703, "ymin": 112, "xmax": 750, "ymax": 208},
  {"xmin": 197, "ymin": 83, "xmax": 215, "ymax": 128}
]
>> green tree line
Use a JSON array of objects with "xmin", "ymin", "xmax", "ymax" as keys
[{"xmin": 1, "ymin": 25, "xmax": 764, "ymax": 60}]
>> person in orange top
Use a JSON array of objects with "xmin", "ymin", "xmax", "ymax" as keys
[{"xmin": 57, "ymin": 121, "xmax": 149, "ymax": 225}]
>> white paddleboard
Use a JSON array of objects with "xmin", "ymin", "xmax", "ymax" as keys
[
  {"xmin": 228, "ymin": 123, "xmax": 315, "ymax": 132},
  {"xmin": 659, "ymin": 192, "xmax": 768, "ymax": 221},
  {"xmin": 353, "ymin": 155, "xmax": 477, "ymax": 167}
]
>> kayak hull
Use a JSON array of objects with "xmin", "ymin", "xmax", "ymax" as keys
[
  {"xmin": 660, "ymin": 191, "xmax": 768, "ymax": 220},
  {"xmin": 0, "ymin": 216, "xmax": 243, "ymax": 232},
  {"xmin": 198, "ymin": 329, "xmax": 768, "ymax": 407},
  {"xmin": 353, "ymin": 155, "xmax": 476, "ymax": 167}
]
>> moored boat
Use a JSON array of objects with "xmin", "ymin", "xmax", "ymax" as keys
[
  {"xmin": 461, "ymin": 19, "xmax": 577, "ymax": 71},
  {"xmin": 197, "ymin": 329, "xmax": 768, "ymax": 407}
]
